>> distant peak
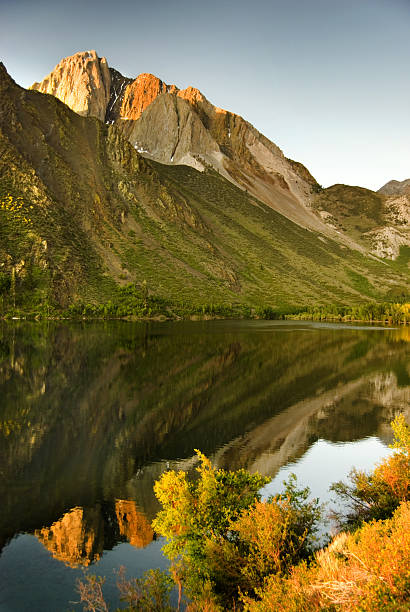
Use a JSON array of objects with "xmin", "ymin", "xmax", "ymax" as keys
[{"xmin": 378, "ymin": 178, "xmax": 410, "ymax": 196}]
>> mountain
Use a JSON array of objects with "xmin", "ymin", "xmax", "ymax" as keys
[
  {"xmin": 30, "ymin": 50, "xmax": 334, "ymax": 236},
  {"xmin": 31, "ymin": 51, "xmax": 410, "ymax": 266},
  {"xmin": 0, "ymin": 60, "xmax": 408, "ymax": 311}
]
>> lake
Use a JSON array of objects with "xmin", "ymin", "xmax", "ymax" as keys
[{"xmin": 0, "ymin": 320, "xmax": 409, "ymax": 611}]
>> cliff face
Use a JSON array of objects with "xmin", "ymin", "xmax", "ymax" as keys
[
  {"xmin": 31, "ymin": 50, "xmax": 111, "ymax": 122},
  {"xmin": 116, "ymin": 73, "xmax": 178, "ymax": 121}
]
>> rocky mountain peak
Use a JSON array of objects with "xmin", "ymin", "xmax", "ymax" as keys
[
  {"xmin": 1, "ymin": 54, "xmax": 409, "ymax": 312},
  {"xmin": 118, "ymin": 72, "xmax": 178, "ymax": 120},
  {"xmin": 31, "ymin": 50, "xmax": 111, "ymax": 121}
]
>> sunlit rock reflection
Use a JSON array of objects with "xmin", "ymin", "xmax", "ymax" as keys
[
  {"xmin": 35, "ymin": 500, "xmax": 154, "ymax": 567},
  {"xmin": 115, "ymin": 500, "xmax": 153, "ymax": 548},
  {"xmin": 35, "ymin": 506, "xmax": 104, "ymax": 567}
]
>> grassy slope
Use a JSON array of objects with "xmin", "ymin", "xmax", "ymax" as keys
[
  {"xmin": 152, "ymin": 165, "xmax": 409, "ymax": 305},
  {"xmin": 0, "ymin": 63, "xmax": 408, "ymax": 311}
]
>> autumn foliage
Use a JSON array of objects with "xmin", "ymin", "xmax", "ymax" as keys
[{"xmin": 243, "ymin": 501, "xmax": 410, "ymax": 611}]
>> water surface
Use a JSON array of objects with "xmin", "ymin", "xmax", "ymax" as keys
[{"xmin": 0, "ymin": 320, "xmax": 408, "ymax": 611}]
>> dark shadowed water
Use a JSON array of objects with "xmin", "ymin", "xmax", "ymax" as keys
[{"xmin": 0, "ymin": 320, "xmax": 409, "ymax": 611}]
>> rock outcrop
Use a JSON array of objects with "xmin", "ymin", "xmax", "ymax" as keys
[{"xmin": 312, "ymin": 183, "xmax": 410, "ymax": 260}]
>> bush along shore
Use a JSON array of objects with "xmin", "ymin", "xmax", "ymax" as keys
[
  {"xmin": 77, "ymin": 415, "xmax": 410, "ymax": 611},
  {"xmin": 285, "ymin": 302, "xmax": 410, "ymax": 324},
  {"xmin": 0, "ymin": 282, "xmax": 409, "ymax": 323}
]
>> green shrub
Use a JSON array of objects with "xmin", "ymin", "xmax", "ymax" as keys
[{"xmin": 153, "ymin": 453, "xmax": 321, "ymax": 608}]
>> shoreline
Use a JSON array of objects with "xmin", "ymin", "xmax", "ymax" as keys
[{"xmin": 1, "ymin": 313, "xmax": 408, "ymax": 325}]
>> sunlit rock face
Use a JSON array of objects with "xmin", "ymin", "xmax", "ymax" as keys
[
  {"xmin": 118, "ymin": 73, "xmax": 178, "ymax": 121},
  {"xmin": 115, "ymin": 500, "xmax": 153, "ymax": 548},
  {"xmin": 31, "ymin": 50, "xmax": 111, "ymax": 121},
  {"xmin": 35, "ymin": 506, "xmax": 104, "ymax": 567}
]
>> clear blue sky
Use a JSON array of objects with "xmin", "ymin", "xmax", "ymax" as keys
[{"xmin": 1, "ymin": 0, "xmax": 409, "ymax": 190}]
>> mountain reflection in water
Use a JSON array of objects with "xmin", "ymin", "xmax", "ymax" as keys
[
  {"xmin": 0, "ymin": 320, "xmax": 409, "ymax": 565},
  {"xmin": 34, "ymin": 500, "xmax": 153, "ymax": 567}
]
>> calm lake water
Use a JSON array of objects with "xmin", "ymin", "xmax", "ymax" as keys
[{"xmin": 0, "ymin": 320, "xmax": 409, "ymax": 611}]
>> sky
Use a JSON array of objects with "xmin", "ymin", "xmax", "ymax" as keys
[{"xmin": 1, "ymin": 0, "xmax": 409, "ymax": 191}]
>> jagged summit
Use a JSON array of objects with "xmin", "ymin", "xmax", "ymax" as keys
[
  {"xmin": 31, "ymin": 50, "xmax": 111, "ymax": 121},
  {"xmin": 116, "ymin": 73, "xmax": 178, "ymax": 121}
]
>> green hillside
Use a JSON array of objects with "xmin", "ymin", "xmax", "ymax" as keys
[{"xmin": 0, "ymin": 63, "xmax": 408, "ymax": 315}]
